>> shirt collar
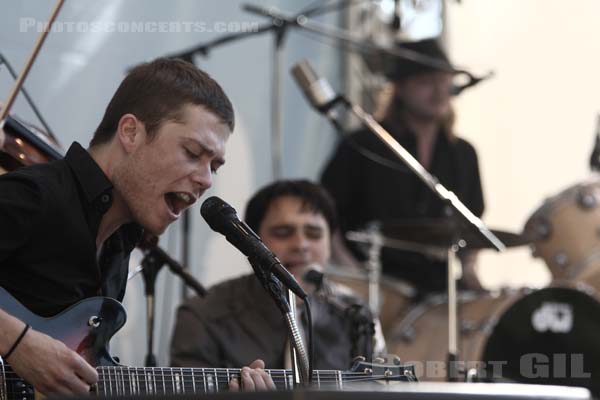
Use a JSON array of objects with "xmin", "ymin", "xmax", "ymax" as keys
[
  {"xmin": 64, "ymin": 142, "xmax": 144, "ymax": 251},
  {"xmin": 64, "ymin": 142, "xmax": 113, "ymax": 204}
]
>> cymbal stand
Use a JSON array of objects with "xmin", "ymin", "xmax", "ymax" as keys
[
  {"xmin": 447, "ymin": 241, "xmax": 463, "ymax": 382},
  {"xmin": 365, "ymin": 223, "xmax": 383, "ymax": 317}
]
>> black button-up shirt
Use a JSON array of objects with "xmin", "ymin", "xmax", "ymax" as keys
[{"xmin": 0, "ymin": 142, "xmax": 142, "ymax": 317}]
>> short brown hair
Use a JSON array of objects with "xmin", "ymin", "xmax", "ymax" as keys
[{"xmin": 90, "ymin": 58, "xmax": 234, "ymax": 147}]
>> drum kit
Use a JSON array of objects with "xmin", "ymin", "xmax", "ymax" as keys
[{"xmin": 325, "ymin": 175, "xmax": 600, "ymax": 393}]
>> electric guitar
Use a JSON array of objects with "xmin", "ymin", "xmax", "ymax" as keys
[{"xmin": 0, "ymin": 288, "xmax": 415, "ymax": 399}]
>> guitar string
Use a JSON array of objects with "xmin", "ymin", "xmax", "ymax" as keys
[
  {"xmin": 1, "ymin": 375, "xmax": 397, "ymax": 397},
  {"xmin": 2, "ymin": 368, "xmax": 381, "ymax": 380},
  {"xmin": 2, "ymin": 372, "xmax": 393, "ymax": 384}
]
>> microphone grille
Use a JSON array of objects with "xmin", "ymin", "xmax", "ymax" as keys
[{"xmin": 200, "ymin": 196, "xmax": 237, "ymax": 231}]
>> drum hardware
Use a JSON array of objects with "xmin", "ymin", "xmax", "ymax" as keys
[
  {"xmin": 529, "ymin": 217, "xmax": 552, "ymax": 242},
  {"xmin": 366, "ymin": 224, "xmax": 384, "ymax": 318},
  {"xmin": 379, "ymin": 218, "xmax": 531, "ymax": 250},
  {"xmin": 553, "ymin": 253, "xmax": 569, "ymax": 269},
  {"xmin": 348, "ymin": 218, "xmax": 530, "ymax": 381},
  {"xmin": 576, "ymin": 189, "xmax": 597, "ymax": 209},
  {"xmin": 348, "ymin": 228, "xmax": 449, "ymax": 260}
]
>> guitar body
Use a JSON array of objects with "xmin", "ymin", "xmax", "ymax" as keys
[{"xmin": 0, "ymin": 287, "xmax": 124, "ymax": 367}]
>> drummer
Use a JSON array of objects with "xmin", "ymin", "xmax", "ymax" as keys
[
  {"xmin": 321, "ymin": 38, "xmax": 485, "ymax": 299},
  {"xmin": 170, "ymin": 179, "xmax": 385, "ymax": 369}
]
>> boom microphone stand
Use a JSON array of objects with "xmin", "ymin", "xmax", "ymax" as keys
[
  {"xmin": 133, "ymin": 235, "xmax": 207, "ymax": 367},
  {"xmin": 291, "ymin": 60, "xmax": 505, "ymax": 381}
]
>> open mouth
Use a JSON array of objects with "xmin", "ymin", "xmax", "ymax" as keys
[{"xmin": 164, "ymin": 192, "xmax": 196, "ymax": 217}]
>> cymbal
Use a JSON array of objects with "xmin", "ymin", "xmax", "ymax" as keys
[{"xmin": 378, "ymin": 218, "xmax": 532, "ymax": 250}]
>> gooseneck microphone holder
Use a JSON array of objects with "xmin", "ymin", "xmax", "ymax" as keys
[{"xmin": 248, "ymin": 257, "xmax": 310, "ymax": 387}]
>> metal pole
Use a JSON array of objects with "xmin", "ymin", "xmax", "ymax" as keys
[{"xmin": 447, "ymin": 245, "xmax": 459, "ymax": 381}]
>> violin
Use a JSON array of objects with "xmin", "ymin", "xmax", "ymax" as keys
[
  {"xmin": 0, "ymin": 0, "xmax": 65, "ymax": 173},
  {"xmin": 0, "ymin": 113, "xmax": 63, "ymax": 173}
]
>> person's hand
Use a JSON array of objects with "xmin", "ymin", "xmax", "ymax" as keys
[
  {"xmin": 8, "ymin": 328, "xmax": 98, "ymax": 396},
  {"xmin": 228, "ymin": 359, "xmax": 276, "ymax": 391}
]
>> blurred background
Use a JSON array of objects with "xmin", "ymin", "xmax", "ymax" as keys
[{"xmin": 1, "ymin": 0, "xmax": 599, "ymax": 366}]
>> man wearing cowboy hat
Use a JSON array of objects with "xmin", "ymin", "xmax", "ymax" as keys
[{"xmin": 321, "ymin": 38, "xmax": 485, "ymax": 305}]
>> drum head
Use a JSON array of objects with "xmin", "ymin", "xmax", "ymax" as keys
[{"xmin": 482, "ymin": 287, "xmax": 600, "ymax": 394}]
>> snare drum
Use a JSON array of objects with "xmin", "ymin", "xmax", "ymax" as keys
[{"xmin": 524, "ymin": 176, "xmax": 600, "ymax": 280}]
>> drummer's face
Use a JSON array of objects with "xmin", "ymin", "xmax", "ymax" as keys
[
  {"xmin": 258, "ymin": 196, "xmax": 331, "ymax": 277},
  {"xmin": 394, "ymin": 71, "xmax": 452, "ymax": 121}
]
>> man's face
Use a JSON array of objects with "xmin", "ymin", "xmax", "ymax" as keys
[
  {"xmin": 395, "ymin": 71, "xmax": 452, "ymax": 121},
  {"xmin": 114, "ymin": 104, "xmax": 230, "ymax": 235},
  {"xmin": 257, "ymin": 196, "xmax": 331, "ymax": 278}
]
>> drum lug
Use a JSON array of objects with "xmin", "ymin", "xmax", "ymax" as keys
[
  {"xmin": 399, "ymin": 326, "xmax": 416, "ymax": 343},
  {"xmin": 530, "ymin": 217, "xmax": 552, "ymax": 241},
  {"xmin": 460, "ymin": 319, "xmax": 478, "ymax": 334},
  {"xmin": 577, "ymin": 188, "xmax": 597, "ymax": 210},
  {"xmin": 553, "ymin": 252, "xmax": 569, "ymax": 269}
]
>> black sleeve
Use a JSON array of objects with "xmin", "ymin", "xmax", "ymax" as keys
[
  {"xmin": 461, "ymin": 140, "xmax": 485, "ymax": 218},
  {"xmin": 0, "ymin": 174, "xmax": 43, "ymax": 265},
  {"xmin": 320, "ymin": 138, "xmax": 362, "ymax": 233}
]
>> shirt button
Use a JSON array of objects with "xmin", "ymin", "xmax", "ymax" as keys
[{"xmin": 101, "ymin": 194, "xmax": 111, "ymax": 203}]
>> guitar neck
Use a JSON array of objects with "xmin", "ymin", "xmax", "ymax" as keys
[{"xmin": 94, "ymin": 366, "xmax": 354, "ymax": 395}]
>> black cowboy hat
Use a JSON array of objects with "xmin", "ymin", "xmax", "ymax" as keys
[{"xmin": 366, "ymin": 37, "xmax": 466, "ymax": 80}]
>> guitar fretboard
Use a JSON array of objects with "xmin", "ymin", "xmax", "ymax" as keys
[
  {"xmin": 0, "ymin": 364, "xmax": 383, "ymax": 398},
  {"xmin": 95, "ymin": 366, "xmax": 354, "ymax": 395}
]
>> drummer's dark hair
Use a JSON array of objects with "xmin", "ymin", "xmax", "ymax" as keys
[
  {"xmin": 244, "ymin": 179, "xmax": 338, "ymax": 235},
  {"xmin": 90, "ymin": 58, "xmax": 234, "ymax": 147}
]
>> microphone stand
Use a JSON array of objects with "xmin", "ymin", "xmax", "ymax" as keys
[
  {"xmin": 167, "ymin": 1, "xmax": 362, "ymax": 179},
  {"xmin": 248, "ymin": 257, "xmax": 309, "ymax": 387},
  {"xmin": 136, "ymin": 240, "xmax": 207, "ymax": 367},
  {"xmin": 139, "ymin": 251, "xmax": 161, "ymax": 367}
]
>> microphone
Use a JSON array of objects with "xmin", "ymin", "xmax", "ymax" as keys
[
  {"xmin": 290, "ymin": 60, "xmax": 341, "ymax": 113},
  {"xmin": 200, "ymin": 196, "xmax": 307, "ymax": 299}
]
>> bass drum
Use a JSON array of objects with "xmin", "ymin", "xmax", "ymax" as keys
[
  {"xmin": 387, "ymin": 289, "xmax": 519, "ymax": 381},
  {"xmin": 388, "ymin": 286, "xmax": 600, "ymax": 394},
  {"xmin": 524, "ymin": 176, "xmax": 600, "ymax": 280},
  {"xmin": 480, "ymin": 285, "xmax": 600, "ymax": 395}
]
